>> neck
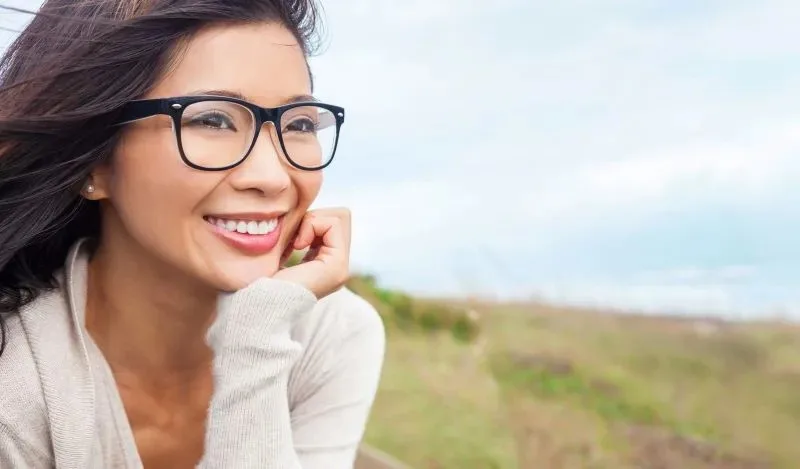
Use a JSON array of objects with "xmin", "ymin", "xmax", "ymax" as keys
[{"xmin": 85, "ymin": 230, "xmax": 217, "ymax": 385}]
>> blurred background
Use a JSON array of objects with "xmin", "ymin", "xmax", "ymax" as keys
[{"xmin": 3, "ymin": 1, "xmax": 800, "ymax": 468}]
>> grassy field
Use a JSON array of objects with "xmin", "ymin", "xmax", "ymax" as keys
[
  {"xmin": 348, "ymin": 276, "xmax": 800, "ymax": 469},
  {"xmin": 363, "ymin": 333, "xmax": 518, "ymax": 468}
]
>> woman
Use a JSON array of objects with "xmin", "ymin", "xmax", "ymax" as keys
[{"xmin": 0, "ymin": 1, "xmax": 385, "ymax": 468}]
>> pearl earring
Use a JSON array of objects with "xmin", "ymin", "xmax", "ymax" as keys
[{"xmin": 85, "ymin": 183, "xmax": 95, "ymax": 194}]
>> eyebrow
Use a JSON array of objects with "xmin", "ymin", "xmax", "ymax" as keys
[{"xmin": 186, "ymin": 89, "xmax": 318, "ymax": 105}]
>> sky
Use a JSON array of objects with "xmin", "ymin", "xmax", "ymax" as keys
[{"xmin": 2, "ymin": 1, "xmax": 799, "ymax": 319}]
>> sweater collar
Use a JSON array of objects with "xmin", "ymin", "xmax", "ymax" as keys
[{"xmin": 20, "ymin": 238, "xmax": 95, "ymax": 469}]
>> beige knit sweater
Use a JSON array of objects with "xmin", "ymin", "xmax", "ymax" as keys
[{"xmin": 0, "ymin": 239, "xmax": 386, "ymax": 468}]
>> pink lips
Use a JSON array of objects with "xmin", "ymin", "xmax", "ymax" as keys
[{"xmin": 205, "ymin": 216, "xmax": 283, "ymax": 256}]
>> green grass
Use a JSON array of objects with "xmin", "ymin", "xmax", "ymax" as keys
[
  {"xmin": 491, "ymin": 355, "xmax": 669, "ymax": 427},
  {"xmin": 485, "ymin": 304, "xmax": 800, "ymax": 468},
  {"xmin": 349, "ymin": 276, "xmax": 800, "ymax": 469},
  {"xmin": 362, "ymin": 334, "xmax": 519, "ymax": 469}
]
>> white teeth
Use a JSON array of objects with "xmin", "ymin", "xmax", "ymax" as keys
[{"xmin": 206, "ymin": 216, "xmax": 279, "ymax": 236}]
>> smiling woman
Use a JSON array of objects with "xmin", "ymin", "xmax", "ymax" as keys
[{"xmin": 0, "ymin": 1, "xmax": 384, "ymax": 469}]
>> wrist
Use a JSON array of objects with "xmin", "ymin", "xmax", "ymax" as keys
[{"xmin": 209, "ymin": 277, "xmax": 317, "ymax": 348}]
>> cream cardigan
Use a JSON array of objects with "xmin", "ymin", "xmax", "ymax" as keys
[{"xmin": 0, "ymin": 239, "xmax": 385, "ymax": 468}]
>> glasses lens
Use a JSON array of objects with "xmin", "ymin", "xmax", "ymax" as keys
[
  {"xmin": 179, "ymin": 100, "xmax": 256, "ymax": 169},
  {"xmin": 279, "ymin": 105, "xmax": 339, "ymax": 169}
]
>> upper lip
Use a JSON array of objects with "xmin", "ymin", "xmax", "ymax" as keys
[{"xmin": 205, "ymin": 211, "xmax": 287, "ymax": 221}]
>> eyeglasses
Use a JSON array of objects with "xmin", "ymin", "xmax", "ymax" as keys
[{"xmin": 115, "ymin": 95, "xmax": 345, "ymax": 171}]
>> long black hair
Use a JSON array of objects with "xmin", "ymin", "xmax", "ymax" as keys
[{"xmin": 0, "ymin": 0, "xmax": 323, "ymax": 356}]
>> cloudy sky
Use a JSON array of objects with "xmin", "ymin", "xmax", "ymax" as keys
[{"xmin": 2, "ymin": 1, "xmax": 799, "ymax": 318}]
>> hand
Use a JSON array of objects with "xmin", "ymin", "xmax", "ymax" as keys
[{"xmin": 273, "ymin": 208, "xmax": 351, "ymax": 299}]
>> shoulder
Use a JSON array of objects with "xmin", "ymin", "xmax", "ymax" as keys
[
  {"xmin": 0, "ymin": 278, "xmax": 75, "ymax": 427},
  {"xmin": 0, "ymin": 311, "xmax": 47, "ymax": 412},
  {"xmin": 293, "ymin": 286, "xmax": 385, "ymax": 349},
  {"xmin": 287, "ymin": 287, "xmax": 386, "ymax": 404},
  {"xmin": 0, "ymin": 310, "xmax": 50, "ymax": 446},
  {"xmin": 318, "ymin": 287, "xmax": 385, "ymax": 337}
]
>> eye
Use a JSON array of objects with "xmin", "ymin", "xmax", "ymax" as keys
[
  {"xmin": 185, "ymin": 111, "xmax": 237, "ymax": 131},
  {"xmin": 285, "ymin": 117, "xmax": 317, "ymax": 134}
]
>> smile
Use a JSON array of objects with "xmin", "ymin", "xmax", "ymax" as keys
[
  {"xmin": 203, "ymin": 214, "xmax": 285, "ymax": 256},
  {"xmin": 206, "ymin": 216, "xmax": 279, "ymax": 235}
]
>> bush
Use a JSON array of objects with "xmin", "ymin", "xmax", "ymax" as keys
[
  {"xmin": 346, "ymin": 272, "xmax": 481, "ymax": 343},
  {"xmin": 451, "ymin": 314, "xmax": 480, "ymax": 343},
  {"xmin": 417, "ymin": 305, "xmax": 446, "ymax": 333},
  {"xmin": 381, "ymin": 290, "xmax": 415, "ymax": 330}
]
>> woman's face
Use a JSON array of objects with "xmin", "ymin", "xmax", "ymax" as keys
[{"xmin": 92, "ymin": 22, "xmax": 322, "ymax": 291}]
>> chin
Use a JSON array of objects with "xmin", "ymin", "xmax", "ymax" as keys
[
  {"xmin": 192, "ymin": 249, "xmax": 280, "ymax": 292},
  {"xmin": 190, "ymin": 223, "xmax": 289, "ymax": 292},
  {"xmin": 202, "ymin": 253, "xmax": 283, "ymax": 292}
]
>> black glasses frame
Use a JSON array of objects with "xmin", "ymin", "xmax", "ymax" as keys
[{"xmin": 115, "ymin": 95, "xmax": 345, "ymax": 171}]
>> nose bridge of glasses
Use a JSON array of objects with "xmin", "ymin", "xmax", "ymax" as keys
[
  {"xmin": 255, "ymin": 106, "xmax": 280, "ymax": 128},
  {"xmin": 249, "ymin": 108, "xmax": 286, "ymax": 166},
  {"xmin": 251, "ymin": 106, "xmax": 281, "ymax": 143}
]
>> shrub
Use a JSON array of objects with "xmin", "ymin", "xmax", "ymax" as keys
[
  {"xmin": 381, "ymin": 290, "xmax": 415, "ymax": 330},
  {"xmin": 345, "ymin": 272, "xmax": 481, "ymax": 342},
  {"xmin": 451, "ymin": 314, "xmax": 480, "ymax": 343},
  {"xmin": 417, "ymin": 305, "xmax": 446, "ymax": 333}
]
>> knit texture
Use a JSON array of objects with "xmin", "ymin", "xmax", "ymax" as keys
[
  {"xmin": 200, "ymin": 278, "xmax": 315, "ymax": 469},
  {"xmin": 0, "ymin": 240, "xmax": 386, "ymax": 468}
]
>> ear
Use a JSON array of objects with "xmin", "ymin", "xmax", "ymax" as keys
[{"xmin": 82, "ymin": 164, "xmax": 112, "ymax": 201}]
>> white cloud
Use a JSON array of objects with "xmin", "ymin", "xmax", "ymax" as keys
[
  {"xmin": 531, "ymin": 281, "xmax": 800, "ymax": 321},
  {"xmin": 309, "ymin": 1, "xmax": 800, "ymax": 316},
  {"xmin": 637, "ymin": 265, "xmax": 759, "ymax": 284},
  {"xmin": 3, "ymin": 1, "xmax": 798, "ymax": 316},
  {"xmin": 535, "ymin": 283, "xmax": 737, "ymax": 315},
  {"xmin": 322, "ymin": 113, "xmax": 799, "ymax": 264}
]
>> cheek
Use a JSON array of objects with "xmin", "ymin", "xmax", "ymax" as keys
[
  {"xmin": 296, "ymin": 171, "xmax": 323, "ymax": 209},
  {"xmin": 281, "ymin": 172, "xmax": 322, "ymax": 236},
  {"xmin": 105, "ymin": 131, "xmax": 214, "ymax": 255},
  {"xmin": 99, "ymin": 129, "xmax": 325, "ymax": 290}
]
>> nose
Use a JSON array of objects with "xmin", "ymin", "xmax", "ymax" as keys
[{"xmin": 227, "ymin": 125, "xmax": 291, "ymax": 196}]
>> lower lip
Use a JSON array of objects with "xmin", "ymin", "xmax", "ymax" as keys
[{"xmin": 205, "ymin": 217, "xmax": 283, "ymax": 256}]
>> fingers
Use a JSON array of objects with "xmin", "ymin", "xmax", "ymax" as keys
[
  {"xmin": 292, "ymin": 216, "xmax": 317, "ymax": 251},
  {"xmin": 310, "ymin": 208, "xmax": 350, "ymax": 243},
  {"xmin": 313, "ymin": 216, "xmax": 345, "ymax": 260},
  {"xmin": 296, "ymin": 216, "xmax": 344, "ymax": 262},
  {"xmin": 273, "ymin": 207, "xmax": 352, "ymax": 298},
  {"xmin": 293, "ymin": 208, "xmax": 351, "ymax": 253}
]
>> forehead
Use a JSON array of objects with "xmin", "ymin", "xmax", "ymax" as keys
[{"xmin": 148, "ymin": 22, "xmax": 311, "ymax": 106}]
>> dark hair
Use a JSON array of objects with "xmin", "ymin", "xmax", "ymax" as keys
[{"xmin": 0, "ymin": 0, "xmax": 323, "ymax": 356}]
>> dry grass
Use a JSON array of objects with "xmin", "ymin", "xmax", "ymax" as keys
[
  {"xmin": 485, "ymin": 303, "xmax": 800, "ymax": 469},
  {"xmin": 363, "ymin": 333, "xmax": 519, "ymax": 469},
  {"xmin": 351, "ymin": 278, "xmax": 800, "ymax": 469}
]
